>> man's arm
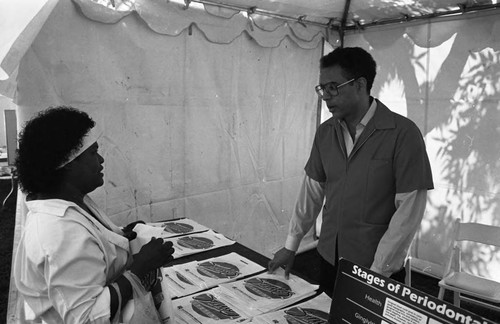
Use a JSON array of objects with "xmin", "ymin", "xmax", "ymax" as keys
[
  {"xmin": 370, "ymin": 189, "xmax": 427, "ymax": 277},
  {"xmin": 285, "ymin": 174, "xmax": 325, "ymax": 251},
  {"xmin": 268, "ymin": 174, "xmax": 324, "ymax": 278}
]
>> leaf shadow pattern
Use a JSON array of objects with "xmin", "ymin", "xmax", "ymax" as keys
[
  {"xmin": 368, "ymin": 30, "xmax": 500, "ymax": 278},
  {"xmin": 431, "ymin": 49, "xmax": 500, "ymax": 279}
]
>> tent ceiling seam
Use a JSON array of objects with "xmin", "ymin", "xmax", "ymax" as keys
[
  {"xmin": 189, "ymin": 0, "xmax": 329, "ymax": 28},
  {"xmin": 340, "ymin": 3, "xmax": 500, "ymax": 32},
  {"xmin": 186, "ymin": 0, "xmax": 499, "ymax": 35}
]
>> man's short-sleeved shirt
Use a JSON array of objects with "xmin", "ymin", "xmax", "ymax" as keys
[{"xmin": 305, "ymin": 99, "xmax": 433, "ymax": 267}]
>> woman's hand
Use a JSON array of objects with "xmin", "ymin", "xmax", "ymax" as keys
[
  {"xmin": 129, "ymin": 237, "xmax": 175, "ymax": 278},
  {"xmin": 122, "ymin": 220, "xmax": 146, "ymax": 241}
]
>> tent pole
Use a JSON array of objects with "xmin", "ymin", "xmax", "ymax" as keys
[
  {"xmin": 316, "ymin": 39, "xmax": 326, "ymax": 129},
  {"xmin": 339, "ymin": 0, "xmax": 352, "ymax": 48}
]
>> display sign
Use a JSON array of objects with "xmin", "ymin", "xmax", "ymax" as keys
[{"xmin": 330, "ymin": 258, "xmax": 496, "ymax": 324}]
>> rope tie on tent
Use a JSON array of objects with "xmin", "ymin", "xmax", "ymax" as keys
[
  {"xmin": 353, "ymin": 19, "xmax": 363, "ymax": 31},
  {"xmin": 246, "ymin": 7, "xmax": 257, "ymax": 32},
  {"xmin": 297, "ymin": 15, "xmax": 307, "ymax": 28},
  {"xmin": 327, "ymin": 18, "xmax": 335, "ymax": 28},
  {"xmin": 325, "ymin": 18, "xmax": 335, "ymax": 44}
]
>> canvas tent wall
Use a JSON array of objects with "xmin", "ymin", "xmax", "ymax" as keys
[
  {"xmin": 343, "ymin": 12, "xmax": 500, "ymax": 279},
  {"xmin": 1, "ymin": 0, "xmax": 500, "ymax": 307},
  {"xmin": 1, "ymin": 0, "xmax": 329, "ymax": 260}
]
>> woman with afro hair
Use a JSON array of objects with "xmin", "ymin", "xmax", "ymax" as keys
[{"xmin": 13, "ymin": 106, "xmax": 174, "ymax": 323}]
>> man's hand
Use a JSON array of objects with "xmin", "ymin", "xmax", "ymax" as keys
[{"xmin": 268, "ymin": 247, "xmax": 296, "ymax": 279}]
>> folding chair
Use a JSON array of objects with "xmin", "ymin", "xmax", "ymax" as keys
[
  {"xmin": 437, "ymin": 218, "xmax": 500, "ymax": 311},
  {"xmin": 404, "ymin": 231, "xmax": 447, "ymax": 287},
  {"xmin": 404, "ymin": 256, "xmax": 445, "ymax": 289}
]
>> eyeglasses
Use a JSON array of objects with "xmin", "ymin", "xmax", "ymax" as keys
[{"xmin": 315, "ymin": 78, "xmax": 355, "ymax": 98}]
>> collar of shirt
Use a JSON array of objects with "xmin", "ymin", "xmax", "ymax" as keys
[
  {"xmin": 339, "ymin": 97, "xmax": 377, "ymax": 156},
  {"xmin": 26, "ymin": 198, "xmax": 79, "ymax": 217},
  {"xmin": 25, "ymin": 196, "xmax": 123, "ymax": 234}
]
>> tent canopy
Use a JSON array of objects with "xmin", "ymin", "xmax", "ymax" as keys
[{"xmin": 175, "ymin": 0, "xmax": 500, "ymax": 29}]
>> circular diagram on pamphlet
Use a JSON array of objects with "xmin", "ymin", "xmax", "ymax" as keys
[
  {"xmin": 190, "ymin": 293, "xmax": 240, "ymax": 320},
  {"xmin": 177, "ymin": 236, "xmax": 214, "ymax": 249},
  {"xmin": 284, "ymin": 307, "xmax": 328, "ymax": 324},
  {"xmin": 175, "ymin": 272, "xmax": 195, "ymax": 286},
  {"xmin": 162, "ymin": 222, "xmax": 194, "ymax": 234},
  {"xmin": 196, "ymin": 261, "xmax": 240, "ymax": 279},
  {"xmin": 244, "ymin": 277, "xmax": 294, "ymax": 299}
]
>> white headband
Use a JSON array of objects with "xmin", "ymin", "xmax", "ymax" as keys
[{"xmin": 57, "ymin": 126, "xmax": 103, "ymax": 169}]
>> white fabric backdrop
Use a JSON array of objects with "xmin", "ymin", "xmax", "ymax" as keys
[
  {"xmin": 344, "ymin": 10, "xmax": 500, "ymax": 279},
  {"xmin": 6, "ymin": 0, "xmax": 500, "ymax": 279},
  {"xmin": 14, "ymin": 0, "xmax": 323, "ymax": 257},
  {"xmin": 6, "ymin": 1, "xmax": 500, "ymax": 322}
]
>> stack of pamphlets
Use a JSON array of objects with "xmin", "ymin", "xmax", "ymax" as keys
[
  {"xmin": 239, "ymin": 293, "xmax": 331, "ymax": 323},
  {"xmin": 162, "ymin": 252, "xmax": 266, "ymax": 298},
  {"xmin": 169, "ymin": 230, "xmax": 235, "ymax": 258},
  {"xmin": 213, "ymin": 269, "xmax": 318, "ymax": 318},
  {"xmin": 171, "ymin": 269, "xmax": 318, "ymax": 323},
  {"xmin": 147, "ymin": 218, "xmax": 210, "ymax": 238},
  {"xmin": 132, "ymin": 223, "xmax": 235, "ymax": 258},
  {"xmin": 172, "ymin": 288, "xmax": 243, "ymax": 324}
]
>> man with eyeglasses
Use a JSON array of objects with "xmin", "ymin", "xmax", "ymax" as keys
[{"xmin": 268, "ymin": 47, "xmax": 433, "ymax": 297}]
